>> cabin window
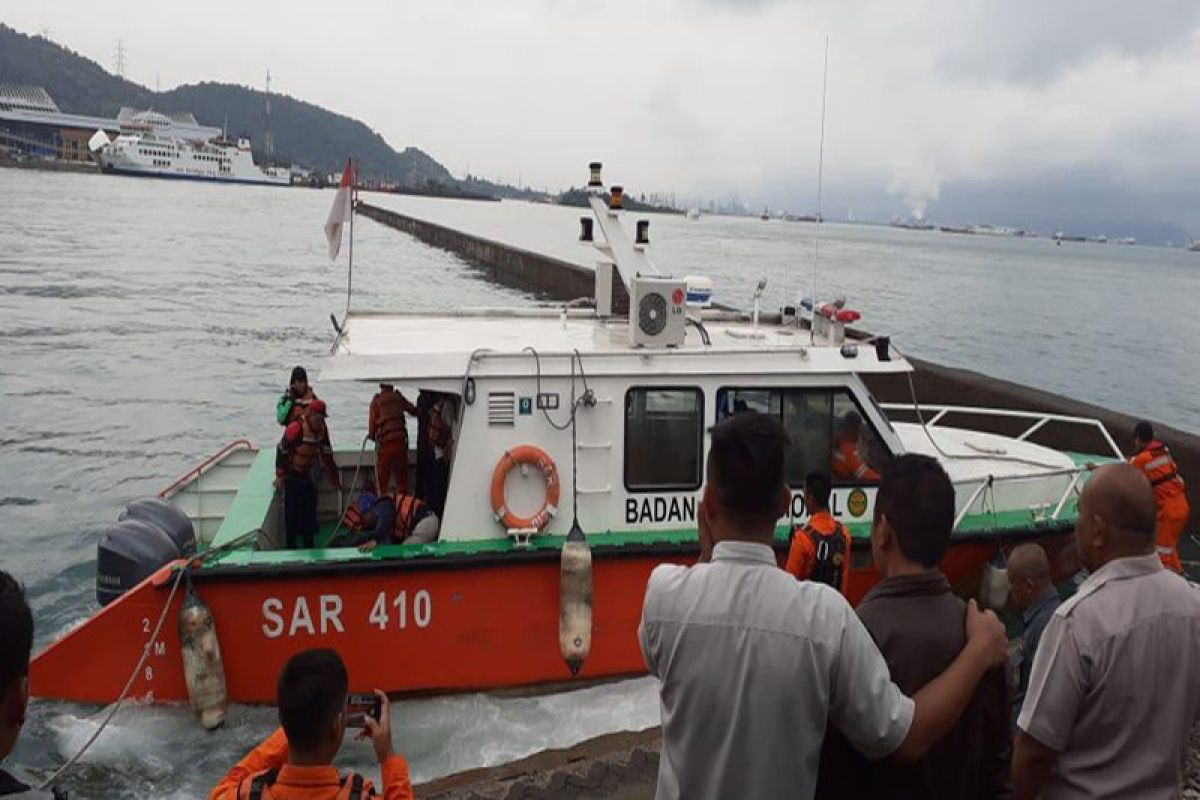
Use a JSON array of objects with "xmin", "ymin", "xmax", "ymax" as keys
[
  {"xmin": 716, "ymin": 387, "xmax": 892, "ymax": 486},
  {"xmin": 624, "ymin": 387, "xmax": 704, "ymax": 491}
]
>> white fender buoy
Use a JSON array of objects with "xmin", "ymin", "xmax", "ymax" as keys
[
  {"xmin": 559, "ymin": 521, "xmax": 593, "ymax": 676},
  {"xmin": 178, "ymin": 577, "xmax": 228, "ymax": 730}
]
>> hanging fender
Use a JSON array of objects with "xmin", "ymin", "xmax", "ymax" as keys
[{"xmin": 490, "ymin": 446, "xmax": 560, "ymax": 531}]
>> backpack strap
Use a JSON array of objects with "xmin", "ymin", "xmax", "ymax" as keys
[
  {"xmin": 336, "ymin": 773, "xmax": 367, "ymax": 800},
  {"xmin": 239, "ymin": 768, "xmax": 280, "ymax": 800}
]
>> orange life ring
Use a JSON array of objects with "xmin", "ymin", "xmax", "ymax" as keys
[{"xmin": 491, "ymin": 445, "xmax": 560, "ymax": 531}]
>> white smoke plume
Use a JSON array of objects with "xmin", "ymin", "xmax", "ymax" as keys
[{"xmin": 888, "ymin": 157, "xmax": 943, "ymax": 221}]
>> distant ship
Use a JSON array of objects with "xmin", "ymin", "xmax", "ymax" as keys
[
  {"xmin": 1188, "ymin": 239, "xmax": 1200, "ymax": 252},
  {"xmin": 89, "ymin": 111, "xmax": 290, "ymax": 186},
  {"xmin": 686, "ymin": 207, "xmax": 700, "ymax": 221},
  {"xmin": 1112, "ymin": 237, "xmax": 1136, "ymax": 245},
  {"xmin": 761, "ymin": 206, "xmax": 770, "ymax": 221}
]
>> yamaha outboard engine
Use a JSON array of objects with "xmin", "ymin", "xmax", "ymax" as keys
[
  {"xmin": 97, "ymin": 497, "xmax": 196, "ymax": 606},
  {"xmin": 119, "ymin": 497, "xmax": 196, "ymax": 557}
]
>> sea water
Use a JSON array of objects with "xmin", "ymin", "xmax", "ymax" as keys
[{"xmin": 0, "ymin": 168, "xmax": 1196, "ymax": 797}]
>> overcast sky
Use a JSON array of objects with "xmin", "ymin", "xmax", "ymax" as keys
[{"xmin": 8, "ymin": 1, "xmax": 1200, "ymax": 231}]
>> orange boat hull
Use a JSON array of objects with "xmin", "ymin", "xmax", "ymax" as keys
[{"xmin": 31, "ymin": 531, "xmax": 1075, "ymax": 705}]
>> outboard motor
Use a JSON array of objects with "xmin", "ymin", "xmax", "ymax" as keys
[
  {"xmin": 97, "ymin": 497, "xmax": 196, "ymax": 606},
  {"xmin": 119, "ymin": 497, "xmax": 196, "ymax": 557}
]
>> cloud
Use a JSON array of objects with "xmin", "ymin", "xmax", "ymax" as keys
[{"xmin": 6, "ymin": 0, "xmax": 1200, "ymax": 232}]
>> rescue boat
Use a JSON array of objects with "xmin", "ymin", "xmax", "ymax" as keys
[{"xmin": 30, "ymin": 162, "xmax": 1123, "ymax": 710}]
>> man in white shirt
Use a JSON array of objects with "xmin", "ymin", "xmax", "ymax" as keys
[
  {"xmin": 638, "ymin": 411, "xmax": 1010, "ymax": 800},
  {"xmin": 1012, "ymin": 463, "xmax": 1200, "ymax": 799}
]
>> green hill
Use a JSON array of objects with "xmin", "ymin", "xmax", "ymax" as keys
[{"xmin": 0, "ymin": 23, "xmax": 453, "ymax": 184}]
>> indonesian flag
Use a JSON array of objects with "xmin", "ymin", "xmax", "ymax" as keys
[{"xmin": 324, "ymin": 157, "xmax": 354, "ymax": 260}]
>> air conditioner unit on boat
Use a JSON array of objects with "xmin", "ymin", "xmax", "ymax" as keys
[{"xmin": 630, "ymin": 276, "xmax": 686, "ymax": 348}]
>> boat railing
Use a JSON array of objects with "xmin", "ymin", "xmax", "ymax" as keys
[
  {"xmin": 158, "ymin": 438, "xmax": 254, "ymax": 499},
  {"xmin": 949, "ymin": 466, "xmax": 1086, "ymax": 531},
  {"xmin": 881, "ymin": 402, "xmax": 1124, "ymax": 460}
]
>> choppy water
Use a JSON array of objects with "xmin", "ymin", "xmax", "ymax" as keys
[{"xmin": 0, "ymin": 167, "xmax": 1196, "ymax": 797}]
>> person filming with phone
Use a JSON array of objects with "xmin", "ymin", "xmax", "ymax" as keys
[{"xmin": 209, "ymin": 648, "xmax": 413, "ymax": 800}]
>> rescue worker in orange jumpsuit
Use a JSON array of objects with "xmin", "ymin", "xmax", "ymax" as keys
[
  {"xmin": 786, "ymin": 470, "xmax": 853, "ymax": 593},
  {"xmin": 832, "ymin": 410, "xmax": 881, "ymax": 483},
  {"xmin": 208, "ymin": 649, "xmax": 413, "ymax": 800},
  {"xmin": 339, "ymin": 493, "xmax": 441, "ymax": 552},
  {"xmin": 276, "ymin": 400, "xmax": 342, "ymax": 550},
  {"xmin": 277, "ymin": 365, "xmax": 319, "ymax": 426},
  {"xmin": 1130, "ymin": 420, "xmax": 1190, "ymax": 572},
  {"xmin": 369, "ymin": 383, "xmax": 418, "ymax": 497}
]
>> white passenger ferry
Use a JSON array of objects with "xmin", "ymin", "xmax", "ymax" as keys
[{"xmin": 89, "ymin": 110, "xmax": 290, "ymax": 186}]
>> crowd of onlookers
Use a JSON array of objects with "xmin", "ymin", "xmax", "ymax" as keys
[
  {"xmin": 3, "ymin": 409, "xmax": 1198, "ymax": 799},
  {"xmin": 640, "ymin": 411, "xmax": 1200, "ymax": 799}
]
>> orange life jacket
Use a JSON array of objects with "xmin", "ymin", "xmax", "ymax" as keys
[
  {"xmin": 237, "ymin": 767, "xmax": 368, "ymax": 800},
  {"xmin": 798, "ymin": 519, "xmax": 850, "ymax": 591},
  {"xmin": 284, "ymin": 388, "xmax": 317, "ymax": 425},
  {"xmin": 393, "ymin": 494, "xmax": 427, "ymax": 539},
  {"xmin": 374, "ymin": 390, "xmax": 409, "ymax": 445},
  {"xmin": 1133, "ymin": 441, "xmax": 1186, "ymax": 502},
  {"xmin": 286, "ymin": 416, "xmax": 324, "ymax": 476}
]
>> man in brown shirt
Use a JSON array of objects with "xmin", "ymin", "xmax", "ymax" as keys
[
  {"xmin": 817, "ymin": 454, "xmax": 1010, "ymax": 799},
  {"xmin": 1013, "ymin": 463, "xmax": 1200, "ymax": 799}
]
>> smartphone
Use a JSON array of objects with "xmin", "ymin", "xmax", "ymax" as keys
[{"xmin": 346, "ymin": 692, "xmax": 382, "ymax": 728}]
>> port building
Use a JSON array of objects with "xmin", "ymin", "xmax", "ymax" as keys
[{"xmin": 0, "ymin": 84, "xmax": 218, "ymax": 162}]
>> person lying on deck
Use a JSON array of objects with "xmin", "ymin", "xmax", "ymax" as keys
[{"xmin": 335, "ymin": 489, "xmax": 440, "ymax": 551}]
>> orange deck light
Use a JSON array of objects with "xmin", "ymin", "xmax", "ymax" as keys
[{"xmin": 609, "ymin": 186, "xmax": 624, "ymax": 210}]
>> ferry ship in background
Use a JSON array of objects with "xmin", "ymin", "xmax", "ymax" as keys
[{"xmin": 88, "ymin": 109, "xmax": 291, "ymax": 186}]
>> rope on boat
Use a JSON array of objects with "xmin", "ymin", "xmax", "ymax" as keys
[
  {"xmin": 894, "ymin": 343, "xmax": 1067, "ymax": 471},
  {"xmin": 38, "ymin": 563, "xmax": 189, "ymax": 792},
  {"xmin": 328, "ymin": 434, "xmax": 371, "ymax": 545},
  {"xmin": 37, "ymin": 526, "xmax": 265, "ymax": 791}
]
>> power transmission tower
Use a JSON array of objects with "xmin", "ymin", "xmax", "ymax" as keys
[{"xmin": 113, "ymin": 39, "xmax": 127, "ymax": 79}]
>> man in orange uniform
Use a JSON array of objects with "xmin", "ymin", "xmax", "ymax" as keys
[
  {"xmin": 209, "ymin": 648, "xmax": 413, "ymax": 800},
  {"xmin": 277, "ymin": 400, "xmax": 342, "ymax": 550},
  {"xmin": 832, "ymin": 411, "xmax": 880, "ymax": 483},
  {"xmin": 1130, "ymin": 420, "xmax": 1190, "ymax": 572},
  {"xmin": 369, "ymin": 383, "xmax": 418, "ymax": 497},
  {"xmin": 786, "ymin": 471, "xmax": 852, "ymax": 593}
]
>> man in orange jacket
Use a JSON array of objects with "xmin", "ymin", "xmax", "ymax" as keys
[
  {"xmin": 1130, "ymin": 420, "xmax": 1190, "ymax": 572},
  {"xmin": 369, "ymin": 384, "xmax": 418, "ymax": 497},
  {"xmin": 209, "ymin": 648, "xmax": 412, "ymax": 800},
  {"xmin": 832, "ymin": 411, "xmax": 881, "ymax": 483},
  {"xmin": 786, "ymin": 471, "xmax": 852, "ymax": 593}
]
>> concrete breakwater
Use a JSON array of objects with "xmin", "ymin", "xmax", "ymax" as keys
[
  {"xmin": 357, "ymin": 200, "xmax": 1199, "ymax": 566},
  {"xmin": 358, "ymin": 201, "xmax": 629, "ymax": 313}
]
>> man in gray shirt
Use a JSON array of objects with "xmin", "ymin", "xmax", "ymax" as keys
[
  {"xmin": 638, "ymin": 412, "xmax": 1010, "ymax": 800},
  {"xmin": 1006, "ymin": 543, "xmax": 1060, "ymax": 726},
  {"xmin": 1013, "ymin": 463, "xmax": 1200, "ymax": 798}
]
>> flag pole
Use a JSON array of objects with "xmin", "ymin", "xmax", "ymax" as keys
[{"xmin": 346, "ymin": 156, "xmax": 356, "ymax": 318}]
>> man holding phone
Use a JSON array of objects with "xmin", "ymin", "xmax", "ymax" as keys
[{"xmin": 209, "ymin": 649, "xmax": 413, "ymax": 799}]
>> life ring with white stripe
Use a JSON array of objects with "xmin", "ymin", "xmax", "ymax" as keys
[{"xmin": 491, "ymin": 445, "xmax": 560, "ymax": 531}]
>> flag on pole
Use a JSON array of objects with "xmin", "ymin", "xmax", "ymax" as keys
[{"xmin": 324, "ymin": 157, "xmax": 354, "ymax": 261}]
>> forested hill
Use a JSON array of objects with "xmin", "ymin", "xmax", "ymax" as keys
[{"xmin": 0, "ymin": 24, "xmax": 453, "ymax": 183}]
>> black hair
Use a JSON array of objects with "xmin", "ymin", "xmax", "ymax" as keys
[
  {"xmin": 875, "ymin": 454, "xmax": 955, "ymax": 568},
  {"xmin": 276, "ymin": 648, "xmax": 348, "ymax": 753},
  {"xmin": 0, "ymin": 570, "xmax": 33, "ymax": 692},
  {"xmin": 1134, "ymin": 420, "xmax": 1154, "ymax": 443},
  {"xmin": 290, "ymin": 366, "xmax": 309, "ymax": 385},
  {"xmin": 804, "ymin": 471, "xmax": 833, "ymax": 511},
  {"xmin": 707, "ymin": 411, "xmax": 791, "ymax": 522}
]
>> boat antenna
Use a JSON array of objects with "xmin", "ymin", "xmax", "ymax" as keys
[
  {"xmin": 811, "ymin": 35, "xmax": 829, "ymax": 345},
  {"xmin": 346, "ymin": 156, "xmax": 357, "ymax": 318}
]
